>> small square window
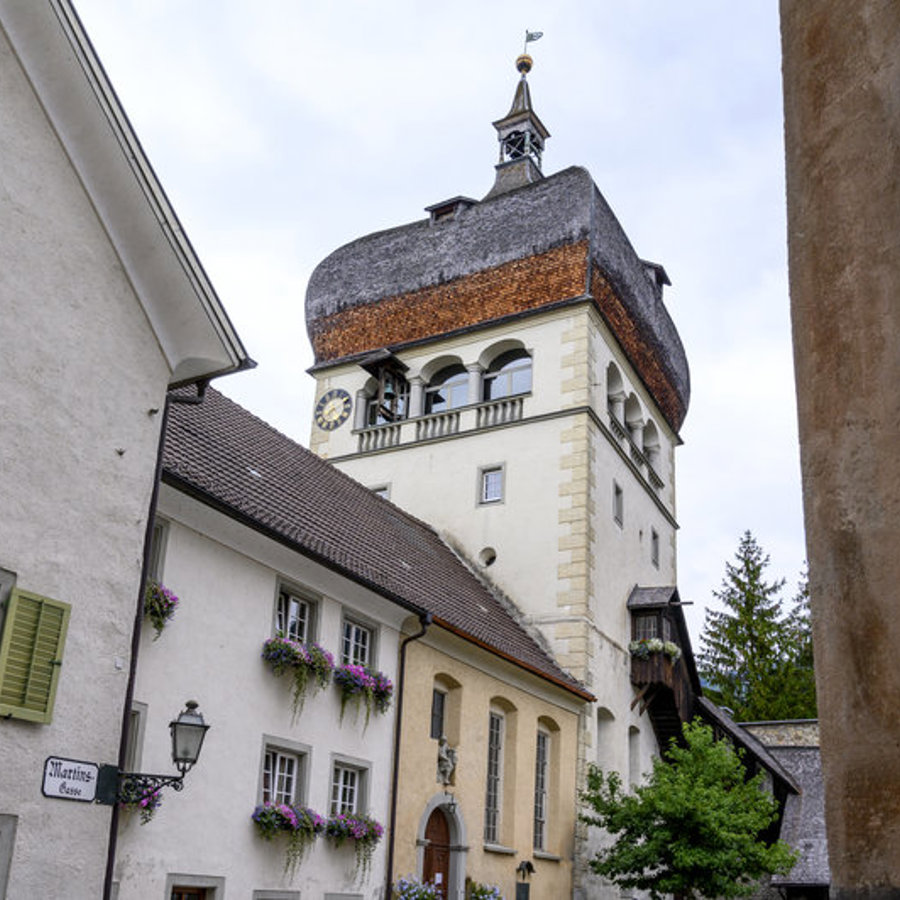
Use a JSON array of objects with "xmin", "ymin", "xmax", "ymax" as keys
[
  {"xmin": 342, "ymin": 619, "xmax": 373, "ymax": 667},
  {"xmin": 480, "ymin": 466, "xmax": 504, "ymax": 504},
  {"xmin": 651, "ymin": 528, "xmax": 660, "ymax": 568},
  {"xmin": 613, "ymin": 481, "xmax": 624, "ymax": 527},
  {"xmin": 276, "ymin": 588, "xmax": 315, "ymax": 643},
  {"xmin": 331, "ymin": 763, "xmax": 367, "ymax": 815}
]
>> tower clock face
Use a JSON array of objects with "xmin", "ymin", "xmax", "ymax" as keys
[{"xmin": 314, "ymin": 389, "xmax": 352, "ymax": 431}]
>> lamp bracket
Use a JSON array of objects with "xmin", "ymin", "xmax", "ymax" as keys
[{"xmin": 94, "ymin": 766, "xmax": 184, "ymax": 806}]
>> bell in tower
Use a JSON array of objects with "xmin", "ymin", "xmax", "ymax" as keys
[{"xmin": 485, "ymin": 52, "xmax": 550, "ymax": 199}]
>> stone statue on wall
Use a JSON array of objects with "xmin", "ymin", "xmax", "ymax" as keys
[{"xmin": 436, "ymin": 735, "xmax": 457, "ymax": 786}]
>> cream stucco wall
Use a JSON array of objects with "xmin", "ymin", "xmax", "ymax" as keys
[
  {"xmin": 113, "ymin": 487, "xmax": 407, "ymax": 899},
  {"xmin": 0, "ymin": 20, "xmax": 173, "ymax": 898},
  {"xmin": 394, "ymin": 631, "xmax": 585, "ymax": 900}
]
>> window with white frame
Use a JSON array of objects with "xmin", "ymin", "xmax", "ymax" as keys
[
  {"xmin": 425, "ymin": 364, "xmax": 469, "ymax": 414},
  {"xmin": 331, "ymin": 762, "xmax": 366, "ymax": 815},
  {"xmin": 484, "ymin": 711, "xmax": 504, "ymax": 843},
  {"xmin": 341, "ymin": 618, "xmax": 373, "ymax": 667},
  {"xmin": 262, "ymin": 746, "xmax": 305, "ymax": 806},
  {"xmin": 533, "ymin": 730, "xmax": 550, "ymax": 851},
  {"xmin": 276, "ymin": 587, "xmax": 314, "ymax": 643},
  {"xmin": 482, "ymin": 349, "xmax": 532, "ymax": 400},
  {"xmin": 479, "ymin": 465, "xmax": 504, "ymax": 505}
]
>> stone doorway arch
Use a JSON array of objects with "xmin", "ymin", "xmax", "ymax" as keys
[{"xmin": 416, "ymin": 794, "xmax": 467, "ymax": 900}]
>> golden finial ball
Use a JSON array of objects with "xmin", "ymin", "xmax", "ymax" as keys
[{"xmin": 516, "ymin": 54, "xmax": 533, "ymax": 75}]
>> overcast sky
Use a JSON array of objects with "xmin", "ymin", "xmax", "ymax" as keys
[{"xmin": 73, "ymin": 1, "xmax": 806, "ymax": 641}]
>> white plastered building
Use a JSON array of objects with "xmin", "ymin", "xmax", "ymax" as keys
[{"xmin": 0, "ymin": 2, "xmax": 249, "ymax": 896}]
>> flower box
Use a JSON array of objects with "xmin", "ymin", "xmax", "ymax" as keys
[
  {"xmin": 262, "ymin": 637, "xmax": 335, "ymax": 717},
  {"xmin": 144, "ymin": 580, "xmax": 178, "ymax": 639},
  {"xmin": 325, "ymin": 812, "xmax": 384, "ymax": 879},
  {"xmin": 252, "ymin": 802, "xmax": 325, "ymax": 876},
  {"xmin": 332, "ymin": 664, "xmax": 393, "ymax": 725}
]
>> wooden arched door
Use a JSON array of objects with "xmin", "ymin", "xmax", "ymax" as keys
[{"xmin": 422, "ymin": 807, "xmax": 451, "ymax": 897}]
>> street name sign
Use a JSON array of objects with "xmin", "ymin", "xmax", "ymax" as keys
[{"xmin": 42, "ymin": 756, "xmax": 99, "ymax": 802}]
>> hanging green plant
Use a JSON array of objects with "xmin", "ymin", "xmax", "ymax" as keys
[
  {"xmin": 325, "ymin": 812, "xmax": 384, "ymax": 881},
  {"xmin": 144, "ymin": 580, "xmax": 179, "ymax": 640},
  {"xmin": 261, "ymin": 636, "xmax": 335, "ymax": 717},
  {"xmin": 252, "ymin": 802, "xmax": 325, "ymax": 876},
  {"xmin": 332, "ymin": 664, "xmax": 393, "ymax": 726},
  {"xmin": 119, "ymin": 779, "xmax": 162, "ymax": 825}
]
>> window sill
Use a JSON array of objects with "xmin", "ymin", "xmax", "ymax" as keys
[
  {"xmin": 483, "ymin": 843, "xmax": 516, "ymax": 856},
  {"xmin": 533, "ymin": 850, "xmax": 562, "ymax": 863}
]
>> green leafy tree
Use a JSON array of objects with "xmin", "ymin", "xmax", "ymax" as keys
[
  {"xmin": 699, "ymin": 531, "xmax": 816, "ymax": 720},
  {"xmin": 580, "ymin": 720, "xmax": 797, "ymax": 899}
]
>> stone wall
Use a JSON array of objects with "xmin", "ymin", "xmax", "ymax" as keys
[{"xmin": 781, "ymin": 2, "xmax": 900, "ymax": 895}]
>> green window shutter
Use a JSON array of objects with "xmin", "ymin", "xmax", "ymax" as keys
[{"xmin": 0, "ymin": 589, "xmax": 70, "ymax": 723}]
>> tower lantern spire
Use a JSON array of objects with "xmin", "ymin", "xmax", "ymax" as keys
[{"xmin": 484, "ymin": 43, "xmax": 550, "ymax": 200}]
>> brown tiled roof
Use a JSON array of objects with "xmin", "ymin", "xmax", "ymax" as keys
[{"xmin": 163, "ymin": 388, "xmax": 592, "ymax": 700}]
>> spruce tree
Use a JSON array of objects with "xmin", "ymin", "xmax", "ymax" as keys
[
  {"xmin": 781, "ymin": 567, "xmax": 817, "ymax": 718},
  {"xmin": 700, "ymin": 533, "xmax": 816, "ymax": 720},
  {"xmin": 700, "ymin": 532, "xmax": 794, "ymax": 720}
]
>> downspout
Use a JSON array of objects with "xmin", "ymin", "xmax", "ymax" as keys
[
  {"xmin": 102, "ymin": 382, "xmax": 208, "ymax": 900},
  {"xmin": 385, "ymin": 611, "xmax": 432, "ymax": 898}
]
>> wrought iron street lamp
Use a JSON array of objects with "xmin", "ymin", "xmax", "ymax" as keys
[
  {"xmin": 97, "ymin": 700, "xmax": 210, "ymax": 805},
  {"xmin": 169, "ymin": 700, "xmax": 209, "ymax": 776}
]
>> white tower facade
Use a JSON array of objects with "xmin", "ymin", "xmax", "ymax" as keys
[{"xmin": 304, "ymin": 59, "xmax": 690, "ymax": 896}]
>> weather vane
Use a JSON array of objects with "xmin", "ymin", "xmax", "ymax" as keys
[{"xmin": 523, "ymin": 29, "xmax": 543, "ymax": 55}]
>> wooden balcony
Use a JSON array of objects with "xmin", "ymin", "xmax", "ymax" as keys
[{"xmin": 631, "ymin": 650, "xmax": 695, "ymax": 753}]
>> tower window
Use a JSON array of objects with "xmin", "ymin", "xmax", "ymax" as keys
[
  {"xmin": 365, "ymin": 365, "xmax": 410, "ymax": 425},
  {"xmin": 479, "ymin": 466, "xmax": 505, "ymax": 504},
  {"xmin": 483, "ymin": 350, "xmax": 532, "ymax": 401},
  {"xmin": 425, "ymin": 365, "xmax": 468, "ymax": 414},
  {"xmin": 651, "ymin": 528, "xmax": 660, "ymax": 568},
  {"xmin": 613, "ymin": 481, "xmax": 624, "ymax": 527}
]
